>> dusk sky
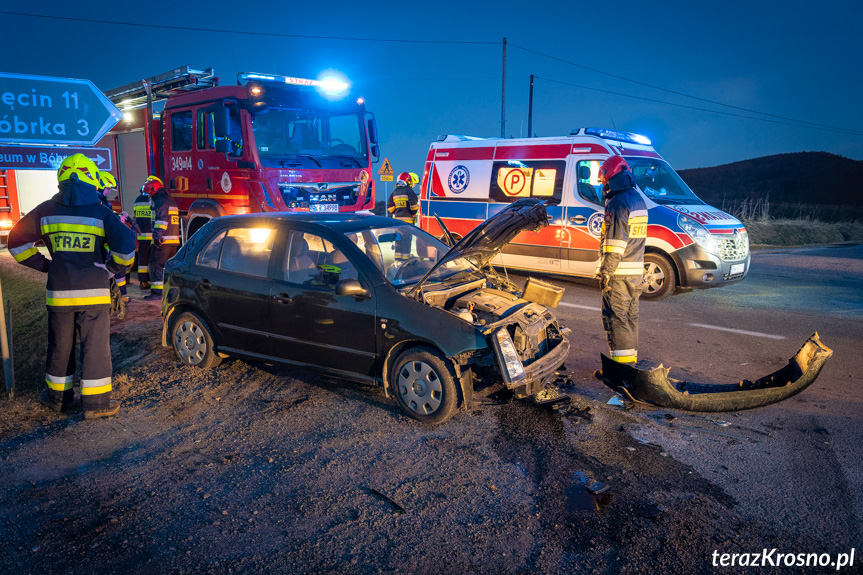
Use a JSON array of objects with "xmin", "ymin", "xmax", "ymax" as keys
[{"xmin": 3, "ymin": 0, "xmax": 861, "ymax": 185}]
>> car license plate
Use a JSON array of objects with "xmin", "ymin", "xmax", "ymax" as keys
[
  {"xmin": 310, "ymin": 203, "xmax": 339, "ymax": 213},
  {"xmin": 730, "ymin": 263, "xmax": 745, "ymax": 275}
]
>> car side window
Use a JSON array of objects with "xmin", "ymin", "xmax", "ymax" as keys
[
  {"xmin": 283, "ymin": 230, "xmax": 358, "ymax": 289},
  {"xmin": 575, "ymin": 160, "xmax": 604, "ymax": 205},
  {"xmin": 197, "ymin": 229, "xmax": 226, "ymax": 268},
  {"xmin": 217, "ymin": 227, "xmax": 276, "ymax": 277}
]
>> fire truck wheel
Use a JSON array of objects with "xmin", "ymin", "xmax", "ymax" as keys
[
  {"xmin": 391, "ymin": 346, "xmax": 458, "ymax": 425},
  {"xmin": 171, "ymin": 311, "xmax": 223, "ymax": 369},
  {"xmin": 641, "ymin": 253, "xmax": 676, "ymax": 301}
]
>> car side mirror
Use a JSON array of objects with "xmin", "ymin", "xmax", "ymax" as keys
[{"xmin": 335, "ymin": 278, "xmax": 370, "ymax": 299}]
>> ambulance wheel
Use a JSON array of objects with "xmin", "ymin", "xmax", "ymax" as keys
[
  {"xmin": 641, "ymin": 253, "xmax": 676, "ymax": 301},
  {"xmin": 391, "ymin": 346, "xmax": 458, "ymax": 425},
  {"xmin": 172, "ymin": 311, "xmax": 222, "ymax": 369}
]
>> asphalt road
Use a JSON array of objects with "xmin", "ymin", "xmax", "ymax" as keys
[{"xmin": 540, "ymin": 243, "xmax": 863, "ymax": 555}]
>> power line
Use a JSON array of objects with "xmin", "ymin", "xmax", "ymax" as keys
[
  {"xmin": 510, "ymin": 42, "xmax": 858, "ymax": 135},
  {"xmin": 537, "ymin": 77, "xmax": 863, "ymax": 137},
  {"xmin": 0, "ymin": 10, "xmax": 497, "ymax": 45}
]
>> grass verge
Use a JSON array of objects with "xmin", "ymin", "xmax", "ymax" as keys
[{"xmin": 744, "ymin": 219, "xmax": 863, "ymax": 248}]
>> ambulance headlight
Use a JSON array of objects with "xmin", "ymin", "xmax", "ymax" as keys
[
  {"xmin": 678, "ymin": 214, "xmax": 718, "ymax": 254},
  {"xmin": 492, "ymin": 328, "xmax": 526, "ymax": 384}
]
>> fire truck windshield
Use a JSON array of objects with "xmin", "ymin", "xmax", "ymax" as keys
[
  {"xmin": 251, "ymin": 108, "xmax": 367, "ymax": 169},
  {"xmin": 625, "ymin": 157, "xmax": 704, "ymax": 206}
]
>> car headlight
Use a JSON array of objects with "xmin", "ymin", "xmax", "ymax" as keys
[
  {"xmin": 678, "ymin": 214, "xmax": 718, "ymax": 254},
  {"xmin": 492, "ymin": 328, "xmax": 526, "ymax": 385}
]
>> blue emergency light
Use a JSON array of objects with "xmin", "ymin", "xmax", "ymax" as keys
[{"xmin": 581, "ymin": 128, "xmax": 652, "ymax": 146}]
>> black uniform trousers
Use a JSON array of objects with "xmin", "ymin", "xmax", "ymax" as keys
[
  {"xmin": 601, "ymin": 275, "xmax": 643, "ymax": 363},
  {"xmin": 45, "ymin": 308, "xmax": 112, "ymax": 410},
  {"xmin": 148, "ymin": 244, "xmax": 178, "ymax": 295},
  {"xmin": 136, "ymin": 238, "xmax": 151, "ymax": 285}
]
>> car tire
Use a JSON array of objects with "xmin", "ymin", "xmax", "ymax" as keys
[
  {"xmin": 641, "ymin": 252, "xmax": 676, "ymax": 301},
  {"xmin": 171, "ymin": 311, "xmax": 223, "ymax": 369},
  {"xmin": 391, "ymin": 346, "xmax": 458, "ymax": 424}
]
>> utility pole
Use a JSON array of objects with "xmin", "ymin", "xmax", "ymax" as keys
[
  {"xmin": 501, "ymin": 38, "xmax": 507, "ymax": 139},
  {"xmin": 527, "ymin": 75, "xmax": 534, "ymax": 138}
]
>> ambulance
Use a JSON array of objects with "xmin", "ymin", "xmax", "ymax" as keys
[{"xmin": 418, "ymin": 128, "xmax": 750, "ymax": 299}]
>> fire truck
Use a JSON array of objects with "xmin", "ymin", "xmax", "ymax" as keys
[{"xmin": 100, "ymin": 66, "xmax": 379, "ymax": 239}]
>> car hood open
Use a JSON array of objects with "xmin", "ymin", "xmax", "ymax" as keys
[{"xmin": 408, "ymin": 198, "xmax": 549, "ymax": 297}]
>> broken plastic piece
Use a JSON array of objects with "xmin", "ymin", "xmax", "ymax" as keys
[
  {"xmin": 607, "ymin": 395, "xmax": 625, "ymax": 407},
  {"xmin": 597, "ymin": 333, "xmax": 832, "ymax": 412}
]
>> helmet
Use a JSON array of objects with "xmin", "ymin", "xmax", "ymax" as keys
[
  {"xmin": 142, "ymin": 175, "xmax": 164, "ymax": 195},
  {"xmin": 97, "ymin": 172, "xmax": 117, "ymax": 190},
  {"xmin": 598, "ymin": 156, "xmax": 630, "ymax": 185},
  {"xmin": 397, "ymin": 172, "xmax": 412, "ymax": 186},
  {"xmin": 57, "ymin": 153, "xmax": 100, "ymax": 187},
  {"xmin": 408, "ymin": 172, "xmax": 420, "ymax": 186}
]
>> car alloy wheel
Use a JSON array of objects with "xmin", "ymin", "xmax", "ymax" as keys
[{"xmin": 171, "ymin": 311, "xmax": 222, "ymax": 369}]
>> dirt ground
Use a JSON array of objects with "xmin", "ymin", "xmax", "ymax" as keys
[{"xmin": 0, "ymin": 263, "xmax": 836, "ymax": 574}]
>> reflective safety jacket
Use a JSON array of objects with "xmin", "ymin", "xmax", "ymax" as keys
[
  {"xmin": 8, "ymin": 180, "xmax": 137, "ymax": 310},
  {"xmin": 386, "ymin": 184, "xmax": 419, "ymax": 223},
  {"xmin": 151, "ymin": 189, "xmax": 180, "ymax": 246},
  {"xmin": 133, "ymin": 191, "xmax": 153, "ymax": 241},
  {"xmin": 599, "ymin": 171, "xmax": 647, "ymax": 277}
]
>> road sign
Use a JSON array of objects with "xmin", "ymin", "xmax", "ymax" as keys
[
  {"xmin": 378, "ymin": 157, "xmax": 394, "ymax": 176},
  {"xmin": 381, "ymin": 175, "xmax": 393, "ymax": 182},
  {"xmin": 0, "ymin": 144, "xmax": 113, "ymax": 171},
  {"xmin": 0, "ymin": 72, "xmax": 122, "ymax": 146}
]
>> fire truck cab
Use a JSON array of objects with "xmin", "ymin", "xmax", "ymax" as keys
[{"xmin": 419, "ymin": 128, "xmax": 750, "ymax": 299}]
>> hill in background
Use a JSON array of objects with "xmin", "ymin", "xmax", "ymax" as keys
[{"xmin": 678, "ymin": 152, "xmax": 863, "ymax": 221}]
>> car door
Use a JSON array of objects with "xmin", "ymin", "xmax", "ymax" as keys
[
  {"xmin": 193, "ymin": 224, "xmax": 279, "ymax": 353},
  {"xmin": 564, "ymin": 159, "xmax": 604, "ymax": 276},
  {"xmin": 265, "ymin": 227, "xmax": 377, "ymax": 378}
]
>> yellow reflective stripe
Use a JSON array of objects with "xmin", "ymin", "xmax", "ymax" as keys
[
  {"xmin": 154, "ymin": 223, "xmax": 168, "ymax": 230},
  {"xmin": 45, "ymin": 376, "xmax": 74, "ymax": 391},
  {"xmin": 81, "ymin": 383, "xmax": 112, "ymax": 395},
  {"xmin": 167, "ymin": 208, "xmax": 179, "ymax": 214},
  {"xmin": 613, "ymin": 269, "xmax": 644, "ymax": 276},
  {"xmin": 47, "ymin": 296, "xmax": 112, "ymax": 306},
  {"xmin": 629, "ymin": 216, "xmax": 649, "ymax": 224},
  {"xmin": 151, "ymin": 284, "xmax": 164, "ymax": 290},
  {"xmin": 116, "ymin": 278, "xmax": 127, "ymax": 287},
  {"xmin": 137, "ymin": 234, "xmax": 153, "ymax": 240},
  {"xmin": 161, "ymin": 240, "xmax": 180, "ymax": 245},
  {"xmin": 137, "ymin": 266, "xmax": 148, "ymax": 273},
  {"xmin": 611, "ymin": 355, "xmax": 637, "ymax": 363},
  {"xmin": 603, "ymin": 245, "xmax": 625, "ymax": 254},
  {"xmin": 41, "ymin": 223, "xmax": 105, "ymax": 236},
  {"xmin": 12, "ymin": 247, "xmax": 39, "ymax": 262},
  {"xmin": 112, "ymin": 253, "xmax": 135, "ymax": 266}
]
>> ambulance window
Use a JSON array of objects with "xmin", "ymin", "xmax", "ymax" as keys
[
  {"xmin": 576, "ymin": 160, "xmax": 603, "ymax": 205},
  {"xmin": 490, "ymin": 160, "xmax": 564, "ymax": 204},
  {"xmin": 171, "ymin": 111, "xmax": 194, "ymax": 152}
]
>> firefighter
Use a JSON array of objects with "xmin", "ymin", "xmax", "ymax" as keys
[
  {"xmin": 133, "ymin": 178, "xmax": 157, "ymax": 290},
  {"xmin": 387, "ymin": 172, "xmax": 419, "ymax": 225},
  {"xmin": 96, "ymin": 171, "xmax": 139, "ymax": 302},
  {"xmin": 143, "ymin": 177, "xmax": 180, "ymax": 300},
  {"xmin": 596, "ymin": 156, "xmax": 648, "ymax": 365},
  {"xmin": 387, "ymin": 172, "xmax": 420, "ymax": 262},
  {"xmin": 8, "ymin": 153, "xmax": 136, "ymax": 418}
]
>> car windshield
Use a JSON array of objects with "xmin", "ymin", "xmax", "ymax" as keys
[
  {"xmin": 251, "ymin": 108, "xmax": 367, "ymax": 168},
  {"xmin": 625, "ymin": 157, "xmax": 704, "ymax": 205},
  {"xmin": 345, "ymin": 225, "xmax": 476, "ymax": 287}
]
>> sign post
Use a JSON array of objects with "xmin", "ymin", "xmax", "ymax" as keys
[{"xmin": 0, "ymin": 72, "xmax": 122, "ymax": 146}]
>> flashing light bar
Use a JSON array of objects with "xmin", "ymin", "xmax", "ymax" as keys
[
  {"xmin": 582, "ymin": 128, "xmax": 651, "ymax": 146},
  {"xmin": 238, "ymin": 72, "xmax": 349, "ymax": 95}
]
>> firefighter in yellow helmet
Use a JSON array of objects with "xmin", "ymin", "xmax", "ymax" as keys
[{"xmin": 7, "ymin": 153, "xmax": 136, "ymax": 418}]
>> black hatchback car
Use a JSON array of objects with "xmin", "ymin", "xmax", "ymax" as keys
[{"xmin": 161, "ymin": 199, "xmax": 570, "ymax": 423}]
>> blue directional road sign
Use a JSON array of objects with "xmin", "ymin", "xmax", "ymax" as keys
[
  {"xmin": 0, "ymin": 72, "xmax": 123, "ymax": 146},
  {"xmin": 0, "ymin": 144, "xmax": 113, "ymax": 171}
]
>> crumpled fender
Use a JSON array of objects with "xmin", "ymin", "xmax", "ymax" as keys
[{"xmin": 598, "ymin": 333, "xmax": 833, "ymax": 412}]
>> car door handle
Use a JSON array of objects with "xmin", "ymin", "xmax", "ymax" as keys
[
  {"xmin": 570, "ymin": 216, "xmax": 587, "ymax": 224},
  {"xmin": 200, "ymin": 279, "xmax": 213, "ymax": 289},
  {"xmin": 273, "ymin": 293, "xmax": 292, "ymax": 304}
]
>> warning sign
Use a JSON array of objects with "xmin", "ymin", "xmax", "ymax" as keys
[{"xmin": 378, "ymin": 157, "xmax": 394, "ymax": 176}]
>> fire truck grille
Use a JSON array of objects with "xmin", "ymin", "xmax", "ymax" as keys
[{"xmin": 717, "ymin": 231, "xmax": 749, "ymax": 261}]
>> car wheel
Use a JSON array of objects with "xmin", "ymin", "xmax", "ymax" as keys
[
  {"xmin": 641, "ymin": 253, "xmax": 676, "ymax": 301},
  {"xmin": 171, "ymin": 311, "xmax": 222, "ymax": 369},
  {"xmin": 391, "ymin": 347, "xmax": 458, "ymax": 424}
]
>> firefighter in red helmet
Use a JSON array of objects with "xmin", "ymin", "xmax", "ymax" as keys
[
  {"xmin": 596, "ymin": 155, "xmax": 648, "ymax": 368},
  {"xmin": 387, "ymin": 172, "xmax": 419, "ymax": 225}
]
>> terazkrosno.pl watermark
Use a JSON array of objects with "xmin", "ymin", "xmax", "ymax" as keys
[{"xmin": 712, "ymin": 549, "xmax": 855, "ymax": 570}]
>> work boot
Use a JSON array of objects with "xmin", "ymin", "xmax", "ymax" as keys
[
  {"xmin": 142, "ymin": 293, "xmax": 161, "ymax": 301},
  {"xmin": 38, "ymin": 389, "xmax": 65, "ymax": 413},
  {"xmin": 140, "ymin": 282, "xmax": 150, "ymax": 290},
  {"xmin": 84, "ymin": 400, "xmax": 121, "ymax": 420}
]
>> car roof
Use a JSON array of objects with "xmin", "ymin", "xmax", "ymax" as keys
[{"xmin": 213, "ymin": 212, "xmax": 409, "ymax": 234}]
